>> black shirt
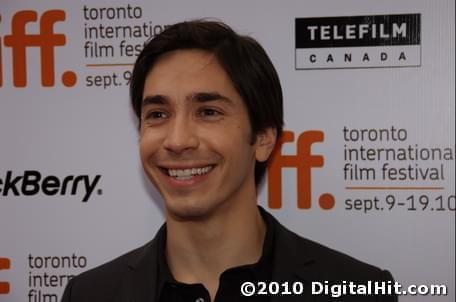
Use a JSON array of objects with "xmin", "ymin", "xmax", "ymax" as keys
[{"xmin": 156, "ymin": 209, "xmax": 275, "ymax": 302}]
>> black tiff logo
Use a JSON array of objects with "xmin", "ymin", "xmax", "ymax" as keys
[
  {"xmin": 0, "ymin": 170, "xmax": 102, "ymax": 202},
  {"xmin": 295, "ymin": 14, "xmax": 421, "ymax": 69}
]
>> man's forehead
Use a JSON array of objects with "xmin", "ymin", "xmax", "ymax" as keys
[
  {"xmin": 141, "ymin": 49, "xmax": 241, "ymax": 105},
  {"xmin": 150, "ymin": 49, "xmax": 219, "ymax": 74}
]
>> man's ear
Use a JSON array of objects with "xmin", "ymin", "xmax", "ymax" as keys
[{"xmin": 255, "ymin": 128, "xmax": 277, "ymax": 162}]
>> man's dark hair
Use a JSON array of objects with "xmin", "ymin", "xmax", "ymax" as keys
[{"xmin": 130, "ymin": 20, "xmax": 283, "ymax": 186}]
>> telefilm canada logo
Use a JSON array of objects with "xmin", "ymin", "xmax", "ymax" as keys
[{"xmin": 295, "ymin": 13, "xmax": 421, "ymax": 69}]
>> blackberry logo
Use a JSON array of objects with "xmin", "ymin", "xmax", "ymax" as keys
[{"xmin": 0, "ymin": 170, "xmax": 101, "ymax": 202}]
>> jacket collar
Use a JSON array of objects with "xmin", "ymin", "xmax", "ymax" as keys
[
  {"xmin": 261, "ymin": 209, "xmax": 320, "ymax": 302},
  {"xmin": 119, "ymin": 208, "xmax": 320, "ymax": 302},
  {"xmin": 119, "ymin": 226, "xmax": 164, "ymax": 302},
  {"xmin": 263, "ymin": 209, "xmax": 318, "ymax": 281}
]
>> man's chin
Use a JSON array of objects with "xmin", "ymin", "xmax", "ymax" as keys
[{"xmin": 164, "ymin": 201, "xmax": 216, "ymax": 222}]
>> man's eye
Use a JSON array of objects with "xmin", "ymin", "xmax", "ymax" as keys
[
  {"xmin": 198, "ymin": 108, "xmax": 222, "ymax": 118},
  {"xmin": 145, "ymin": 111, "xmax": 168, "ymax": 120}
]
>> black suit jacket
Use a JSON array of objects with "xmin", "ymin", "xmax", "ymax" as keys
[{"xmin": 62, "ymin": 210, "xmax": 397, "ymax": 302}]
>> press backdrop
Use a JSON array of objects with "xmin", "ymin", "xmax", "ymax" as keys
[{"xmin": 0, "ymin": 0, "xmax": 454, "ymax": 301}]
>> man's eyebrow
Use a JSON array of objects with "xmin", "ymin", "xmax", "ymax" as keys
[
  {"xmin": 142, "ymin": 95, "xmax": 168, "ymax": 106},
  {"xmin": 188, "ymin": 92, "xmax": 233, "ymax": 105},
  {"xmin": 142, "ymin": 92, "xmax": 234, "ymax": 106}
]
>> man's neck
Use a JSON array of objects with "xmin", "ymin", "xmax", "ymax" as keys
[{"xmin": 165, "ymin": 201, "xmax": 266, "ymax": 300}]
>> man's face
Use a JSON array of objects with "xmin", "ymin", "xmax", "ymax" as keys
[{"xmin": 139, "ymin": 49, "xmax": 273, "ymax": 220}]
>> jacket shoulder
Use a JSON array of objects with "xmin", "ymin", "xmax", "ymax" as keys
[
  {"xmin": 272, "ymin": 215, "xmax": 393, "ymax": 282},
  {"xmin": 61, "ymin": 240, "xmax": 154, "ymax": 302},
  {"xmin": 299, "ymin": 232, "xmax": 389, "ymax": 279}
]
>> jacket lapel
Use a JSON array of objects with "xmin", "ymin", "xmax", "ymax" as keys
[
  {"xmin": 268, "ymin": 212, "xmax": 320, "ymax": 302},
  {"xmin": 117, "ymin": 228, "xmax": 164, "ymax": 302}
]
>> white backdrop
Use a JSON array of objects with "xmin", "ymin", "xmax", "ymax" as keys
[{"xmin": 0, "ymin": 0, "xmax": 454, "ymax": 301}]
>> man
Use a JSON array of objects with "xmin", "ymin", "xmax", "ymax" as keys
[{"xmin": 62, "ymin": 20, "xmax": 396, "ymax": 302}]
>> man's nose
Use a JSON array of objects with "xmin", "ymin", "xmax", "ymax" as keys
[{"xmin": 162, "ymin": 115, "xmax": 199, "ymax": 153}]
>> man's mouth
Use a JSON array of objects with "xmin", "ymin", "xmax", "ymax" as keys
[{"xmin": 161, "ymin": 165, "xmax": 214, "ymax": 180}]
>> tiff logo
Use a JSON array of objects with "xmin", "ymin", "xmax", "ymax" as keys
[
  {"xmin": 0, "ymin": 10, "xmax": 77, "ymax": 87},
  {"xmin": 268, "ymin": 130, "xmax": 335, "ymax": 210},
  {"xmin": 0, "ymin": 258, "xmax": 11, "ymax": 294}
]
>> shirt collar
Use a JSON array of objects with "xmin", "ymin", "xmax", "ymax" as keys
[{"xmin": 155, "ymin": 206, "xmax": 275, "ymax": 300}]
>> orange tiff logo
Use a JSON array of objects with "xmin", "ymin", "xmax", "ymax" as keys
[
  {"xmin": 268, "ymin": 130, "xmax": 335, "ymax": 210},
  {"xmin": 0, "ymin": 10, "xmax": 77, "ymax": 87},
  {"xmin": 0, "ymin": 258, "xmax": 11, "ymax": 294}
]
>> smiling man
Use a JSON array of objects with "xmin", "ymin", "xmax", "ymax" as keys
[{"xmin": 62, "ymin": 20, "xmax": 397, "ymax": 302}]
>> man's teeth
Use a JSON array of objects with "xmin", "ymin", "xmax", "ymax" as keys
[{"xmin": 168, "ymin": 166, "xmax": 213, "ymax": 179}]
